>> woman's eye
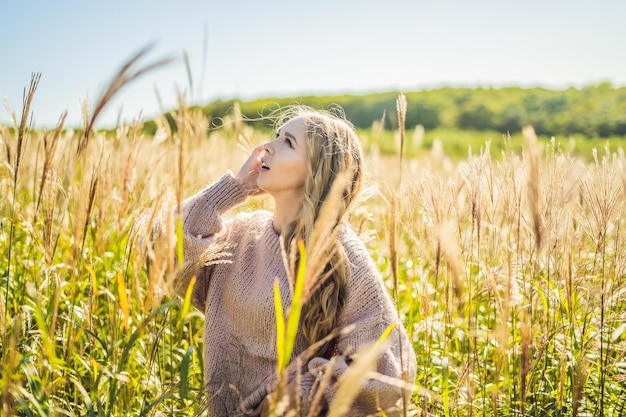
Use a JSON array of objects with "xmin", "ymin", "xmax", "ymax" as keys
[{"xmin": 285, "ymin": 138, "xmax": 293, "ymax": 147}]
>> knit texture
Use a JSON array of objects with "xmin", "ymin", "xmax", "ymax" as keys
[{"xmin": 176, "ymin": 173, "xmax": 417, "ymax": 416}]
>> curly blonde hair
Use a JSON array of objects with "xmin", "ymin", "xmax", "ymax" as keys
[{"xmin": 275, "ymin": 105, "xmax": 364, "ymax": 357}]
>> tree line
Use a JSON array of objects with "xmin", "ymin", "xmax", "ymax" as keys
[{"xmin": 198, "ymin": 83, "xmax": 626, "ymax": 137}]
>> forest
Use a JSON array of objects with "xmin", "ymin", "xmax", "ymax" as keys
[{"xmin": 189, "ymin": 83, "xmax": 626, "ymax": 138}]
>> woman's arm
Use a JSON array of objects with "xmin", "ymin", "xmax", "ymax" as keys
[
  {"xmin": 175, "ymin": 145, "xmax": 267, "ymax": 310},
  {"xmin": 174, "ymin": 173, "xmax": 247, "ymax": 309},
  {"xmin": 299, "ymin": 230, "xmax": 417, "ymax": 416}
]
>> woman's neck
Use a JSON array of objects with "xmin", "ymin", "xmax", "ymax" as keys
[{"xmin": 272, "ymin": 195, "xmax": 302, "ymax": 234}]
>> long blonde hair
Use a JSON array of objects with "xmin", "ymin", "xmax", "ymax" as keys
[{"xmin": 277, "ymin": 105, "xmax": 364, "ymax": 357}]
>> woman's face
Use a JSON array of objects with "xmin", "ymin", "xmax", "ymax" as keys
[{"xmin": 257, "ymin": 116, "xmax": 309, "ymax": 201}]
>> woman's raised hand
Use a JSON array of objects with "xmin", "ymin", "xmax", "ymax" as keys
[{"xmin": 235, "ymin": 145, "xmax": 266, "ymax": 196}]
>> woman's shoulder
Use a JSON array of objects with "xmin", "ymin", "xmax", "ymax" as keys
[
  {"xmin": 337, "ymin": 223, "xmax": 380, "ymax": 280},
  {"xmin": 231, "ymin": 208, "xmax": 272, "ymax": 223},
  {"xmin": 338, "ymin": 223, "xmax": 372, "ymax": 258},
  {"xmin": 229, "ymin": 209, "xmax": 272, "ymax": 230},
  {"xmin": 224, "ymin": 209, "xmax": 273, "ymax": 241}
]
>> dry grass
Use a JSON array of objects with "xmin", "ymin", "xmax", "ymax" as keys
[{"xmin": 1, "ymin": 73, "xmax": 625, "ymax": 417}]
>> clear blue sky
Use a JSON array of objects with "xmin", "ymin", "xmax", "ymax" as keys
[{"xmin": 2, "ymin": 0, "xmax": 625, "ymax": 128}]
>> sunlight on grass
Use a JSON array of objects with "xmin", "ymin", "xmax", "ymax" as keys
[{"xmin": 1, "ymin": 78, "xmax": 625, "ymax": 416}]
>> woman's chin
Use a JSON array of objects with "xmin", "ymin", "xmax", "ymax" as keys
[{"xmin": 256, "ymin": 181, "xmax": 269, "ymax": 194}]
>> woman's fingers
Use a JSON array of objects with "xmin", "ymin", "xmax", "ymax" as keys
[
  {"xmin": 247, "ymin": 395, "xmax": 270, "ymax": 416},
  {"xmin": 236, "ymin": 146, "xmax": 265, "ymax": 195}
]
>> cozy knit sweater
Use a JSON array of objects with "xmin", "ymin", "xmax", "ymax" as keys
[{"xmin": 176, "ymin": 173, "xmax": 416, "ymax": 416}]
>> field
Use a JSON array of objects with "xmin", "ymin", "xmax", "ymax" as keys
[{"xmin": 1, "ymin": 77, "xmax": 626, "ymax": 416}]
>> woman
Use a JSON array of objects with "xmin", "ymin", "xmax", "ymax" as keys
[{"xmin": 175, "ymin": 106, "xmax": 416, "ymax": 416}]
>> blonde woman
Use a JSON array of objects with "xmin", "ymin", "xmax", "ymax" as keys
[{"xmin": 176, "ymin": 106, "xmax": 416, "ymax": 416}]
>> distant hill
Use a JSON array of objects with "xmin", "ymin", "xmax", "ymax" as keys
[{"xmin": 146, "ymin": 84, "xmax": 626, "ymax": 138}]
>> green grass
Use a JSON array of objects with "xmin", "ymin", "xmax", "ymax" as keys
[{"xmin": 360, "ymin": 126, "xmax": 626, "ymax": 161}]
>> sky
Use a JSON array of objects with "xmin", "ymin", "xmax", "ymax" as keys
[{"xmin": 1, "ymin": 0, "xmax": 625, "ymax": 128}]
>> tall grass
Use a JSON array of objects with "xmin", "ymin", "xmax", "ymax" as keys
[{"xmin": 1, "ymin": 70, "xmax": 625, "ymax": 417}]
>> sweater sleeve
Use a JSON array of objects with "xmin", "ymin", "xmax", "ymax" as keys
[
  {"xmin": 175, "ymin": 172, "xmax": 247, "ymax": 310},
  {"xmin": 298, "ymin": 230, "xmax": 417, "ymax": 416}
]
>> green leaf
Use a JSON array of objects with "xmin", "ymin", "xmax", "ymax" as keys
[
  {"xmin": 180, "ymin": 345, "xmax": 195, "ymax": 400},
  {"xmin": 181, "ymin": 275, "xmax": 196, "ymax": 319},
  {"xmin": 283, "ymin": 240, "xmax": 307, "ymax": 370},
  {"xmin": 274, "ymin": 280, "xmax": 286, "ymax": 372}
]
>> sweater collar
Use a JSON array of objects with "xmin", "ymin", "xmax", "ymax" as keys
[{"xmin": 263, "ymin": 218, "xmax": 283, "ymax": 257}]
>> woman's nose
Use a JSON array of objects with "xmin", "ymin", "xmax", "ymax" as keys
[{"xmin": 263, "ymin": 141, "xmax": 273, "ymax": 154}]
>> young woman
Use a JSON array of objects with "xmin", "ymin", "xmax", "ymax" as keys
[{"xmin": 175, "ymin": 106, "xmax": 416, "ymax": 416}]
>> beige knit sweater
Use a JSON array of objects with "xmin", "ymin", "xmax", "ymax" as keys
[{"xmin": 176, "ymin": 173, "xmax": 416, "ymax": 416}]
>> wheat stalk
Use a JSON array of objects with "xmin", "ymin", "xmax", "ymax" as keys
[
  {"xmin": 523, "ymin": 125, "xmax": 542, "ymax": 253},
  {"xmin": 300, "ymin": 170, "xmax": 352, "ymax": 303},
  {"xmin": 35, "ymin": 111, "xmax": 66, "ymax": 218},
  {"xmin": 5, "ymin": 72, "xmax": 40, "ymax": 318},
  {"xmin": 77, "ymin": 44, "xmax": 175, "ymax": 155}
]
